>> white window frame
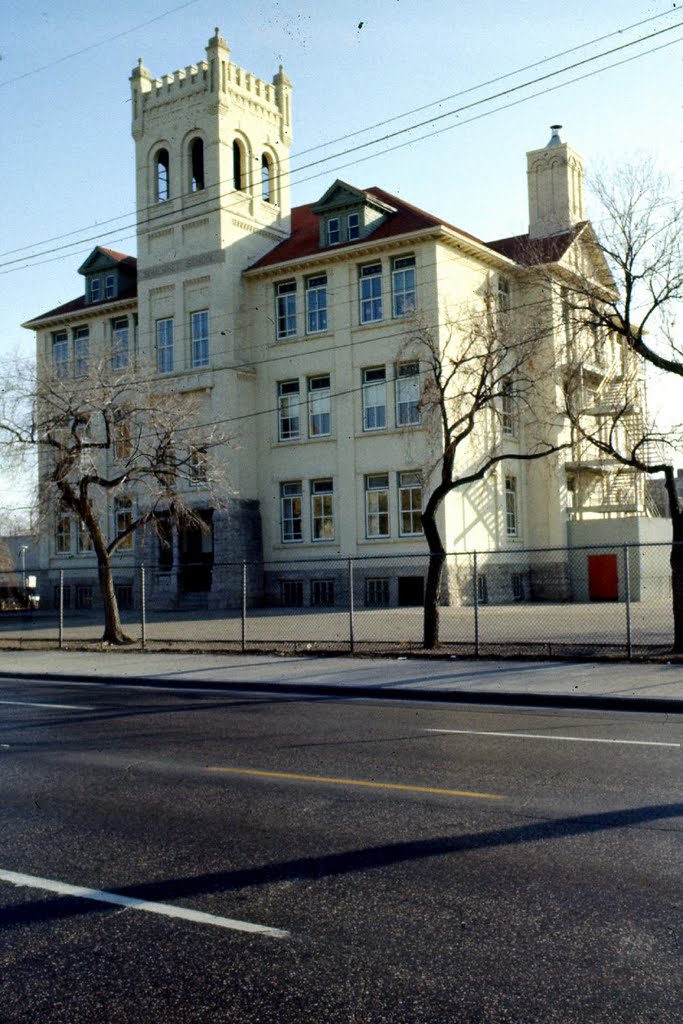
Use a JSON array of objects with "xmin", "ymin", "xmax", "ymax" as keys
[
  {"xmin": 395, "ymin": 361, "xmax": 421, "ymax": 426},
  {"xmin": 327, "ymin": 217, "xmax": 341, "ymax": 246},
  {"xmin": 112, "ymin": 317, "xmax": 129, "ymax": 371},
  {"xmin": 52, "ymin": 331, "xmax": 69, "ymax": 378},
  {"xmin": 55, "ymin": 509, "xmax": 72, "ymax": 554},
  {"xmin": 362, "ymin": 366, "xmax": 387, "ymax": 431},
  {"xmin": 305, "ymin": 275, "xmax": 328, "ymax": 334},
  {"xmin": 502, "ymin": 380, "xmax": 516, "ymax": 437},
  {"xmin": 278, "ymin": 380, "xmax": 301, "ymax": 441},
  {"xmin": 398, "ymin": 471, "xmax": 423, "ymax": 536},
  {"xmin": 347, "ymin": 213, "xmax": 360, "ymax": 240},
  {"xmin": 114, "ymin": 497, "xmax": 134, "ymax": 549},
  {"xmin": 105, "ymin": 275, "xmax": 115, "ymax": 300},
  {"xmin": 365, "ymin": 473, "xmax": 390, "ymax": 538},
  {"xmin": 505, "ymin": 475, "xmax": 518, "ymax": 538},
  {"xmin": 359, "ymin": 263, "xmax": 383, "ymax": 324},
  {"xmin": 90, "ymin": 278, "xmax": 101, "ymax": 302},
  {"xmin": 74, "ymin": 326, "xmax": 90, "ymax": 377},
  {"xmin": 156, "ymin": 318, "xmax": 174, "ymax": 374},
  {"xmin": 191, "ymin": 309, "xmax": 209, "ymax": 368},
  {"xmin": 498, "ymin": 276, "xmax": 511, "ymax": 314},
  {"xmin": 280, "ymin": 481, "xmax": 303, "ymax": 543},
  {"xmin": 308, "ymin": 375, "xmax": 331, "ymax": 438},
  {"xmin": 276, "ymin": 281, "xmax": 297, "ymax": 339},
  {"xmin": 392, "ymin": 255, "xmax": 416, "ymax": 318},
  {"xmin": 77, "ymin": 520, "xmax": 94, "ymax": 554},
  {"xmin": 311, "ymin": 479, "xmax": 334, "ymax": 542},
  {"xmin": 188, "ymin": 448, "xmax": 208, "ymax": 489}
]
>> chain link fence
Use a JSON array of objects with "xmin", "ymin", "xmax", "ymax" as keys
[{"xmin": 0, "ymin": 541, "xmax": 678, "ymax": 658}]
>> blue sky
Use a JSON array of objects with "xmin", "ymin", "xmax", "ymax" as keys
[{"xmin": 1, "ymin": 0, "xmax": 682, "ymax": 516}]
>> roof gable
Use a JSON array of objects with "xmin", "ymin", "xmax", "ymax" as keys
[
  {"xmin": 312, "ymin": 179, "xmax": 396, "ymax": 216},
  {"xmin": 77, "ymin": 246, "xmax": 136, "ymax": 276}
]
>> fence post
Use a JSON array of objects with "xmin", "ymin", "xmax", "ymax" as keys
[
  {"xmin": 58, "ymin": 569, "xmax": 64, "ymax": 650},
  {"xmin": 624, "ymin": 544, "xmax": 632, "ymax": 660},
  {"xmin": 348, "ymin": 558, "xmax": 355, "ymax": 654},
  {"xmin": 241, "ymin": 561, "xmax": 247, "ymax": 653},
  {"xmin": 140, "ymin": 564, "xmax": 146, "ymax": 650},
  {"xmin": 473, "ymin": 551, "xmax": 480, "ymax": 657}
]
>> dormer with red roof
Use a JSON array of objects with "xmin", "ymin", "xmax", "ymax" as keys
[
  {"xmin": 312, "ymin": 181, "xmax": 397, "ymax": 249},
  {"xmin": 77, "ymin": 246, "xmax": 138, "ymax": 305}
]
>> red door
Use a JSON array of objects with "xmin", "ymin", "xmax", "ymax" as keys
[{"xmin": 588, "ymin": 554, "xmax": 618, "ymax": 601}]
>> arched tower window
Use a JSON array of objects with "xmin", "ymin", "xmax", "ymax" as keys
[
  {"xmin": 261, "ymin": 153, "xmax": 273, "ymax": 203},
  {"xmin": 190, "ymin": 138, "xmax": 205, "ymax": 192},
  {"xmin": 233, "ymin": 139, "xmax": 245, "ymax": 191},
  {"xmin": 156, "ymin": 149, "xmax": 170, "ymax": 203}
]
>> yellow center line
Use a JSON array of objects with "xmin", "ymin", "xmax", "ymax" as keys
[{"xmin": 206, "ymin": 766, "xmax": 503, "ymax": 801}]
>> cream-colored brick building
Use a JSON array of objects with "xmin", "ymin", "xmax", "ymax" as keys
[{"xmin": 24, "ymin": 31, "xmax": 654, "ymax": 611}]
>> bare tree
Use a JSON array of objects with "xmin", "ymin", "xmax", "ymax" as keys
[
  {"xmin": 560, "ymin": 161, "xmax": 683, "ymax": 649},
  {"xmin": 414, "ymin": 287, "xmax": 569, "ymax": 649},
  {"xmin": 0, "ymin": 355, "xmax": 231, "ymax": 644}
]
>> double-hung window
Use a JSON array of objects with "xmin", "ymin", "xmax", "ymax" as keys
[
  {"xmin": 189, "ymin": 448, "xmax": 208, "ymax": 488},
  {"xmin": 365, "ymin": 473, "xmax": 390, "ymax": 538},
  {"xmin": 77, "ymin": 520, "xmax": 93, "ymax": 553},
  {"xmin": 347, "ymin": 213, "xmax": 360, "ymax": 240},
  {"xmin": 362, "ymin": 367, "xmax": 387, "ymax": 431},
  {"xmin": 105, "ymin": 275, "xmax": 115, "ymax": 300},
  {"xmin": 359, "ymin": 263, "xmax": 382, "ymax": 324},
  {"xmin": 311, "ymin": 479, "xmax": 334, "ymax": 541},
  {"xmin": 392, "ymin": 255, "xmax": 416, "ymax": 317},
  {"xmin": 498, "ymin": 276, "xmax": 511, "ymax": 314},
  {"xmin": 278, "ymin": 380, "xmax": 300, "ymax": 441},
  {"xmin": 276, "ymin": 281, "xmax": 297, "ymax": 339},
  {"xmin": 114, "ymin": 497, "xmax": 134, "ymax": 549},
  {"xmin": 305, "ymin": 275, "xmax": 328, "ymax": 334},
  {"xmin": 395, "ymin": 361, "xmax": 421, "ymax": 426},
  {"xmin": 112, "ymin": 318, "xmax": 129, "ymax": 370},
  {"xmin": 52, "ymin": 331, "xmax": 68, "ymax": 378},
  {"xmin": 90, "ymin": 279, "xmax": 101, "ymax": 302},
  {"xmin": 308, "ymin": 375, "xmax": 331, "ymax": 437},
  {"xmin": 280, "ymin": 481, "xmax": 303, "ymax": 542},
  {"xmin": 398, "ymin": 472, "xmax": 423, "ymax": 536},
  {"xmin": 501, "ymin": 380, "xmax": 515, "ymax": 437},
  {"xmin": 74, "ymin": 327, "xmax": 90, "ymax": 377},
  {"xmin": 156, "ymin": 318, "xmax": 174, "ymax": 374},
  {"xmin": 55, "ymin": 508, "xmax": 72, "ymax": 553},
  {"xmin": 327, "ymin": 218, "xmax": 340, "ymax": 245},
  {"xmin": 505, "ymin": 475, "xmax": 518, "ymax": 538},
  {"xmin": 191, "ymin": 310, "xmax": 209, "ymax": 368}
]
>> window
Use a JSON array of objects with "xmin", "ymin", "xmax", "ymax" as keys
[
  {"xmin": 280, "ymin": 481, "xmax": 303, "ymax": 543},
  {"xmin": 276, "ymin": 281, "xmax": 297, "ymax": 339},
  {"xmin": 359, "ymin": 263, "xmax": 382, "ymax": 324},
  {"xmin": 362, "ymin": 366, "xmax": 387, "ymax": 431},
  {"xmin": 74, "ymin": 326, "xmax": 89, "ymax": 377},
  {"xmin": 113, "ymin": 408, "xmax": 132, "ymax": 461},
  {"xmin": 115, "ymin": 584, "xmax": 134, "ymax": 610},
  {"xmin": 502, "ymin": 380, "xmax": 516, "ymax": 437},
  {"xmin": 277, "ymin": 380, "xmax": 300, "ymax": 441},
  {"xmin": 189, "ymin": 448, "xmax": 208, "ymax": 488},
  {"xmin": 77, "ymin": 520, "xmax": 93, "ymax": 553},
  {"xmin": 365, "ymin": 473, "xmax": 390, "ymax": 538},
  {"xmin": 55, "ymin": 584, "xmax": 72, "ymax": 609},
  {"xmin": 511, "ymin": 573, "xmax": 525, "ymax": 601},
  {"xmin": 261, "ymin": 153, "xmax": 272, "ymax": 202},
  {"xmin": 398, "ymin": 472, "xmax": 423, "ymax": 536},
  {"xmin": 305, "ymin": 275, "xmax": 328, "ymax": 334},
  {"xmin": 365, "ymin": 577, "xmax": 390, "ymax": 607},
  {"xmin": 311, "ymin": 479, "xmax": 334, "ymax": 541},
  {"xmin": 191, "ymin": 310, "xmax": 209, "ymax": 368},
  {"xmin": 156, "ymin": 148, "xmax": 170, "ymax": 202},
  {"xmin": 327, "ymin": 218, "xmax": 341, "ymax": 246},
  {"xmin": 75, "ymin": 585, "xmax": 93, "ymax": 610},
  {"xmin": 498, "ymin": 276, "xmax": 511, "ymax": 314},
  {"xmin": 347, "ymin": 213, "xmax": 360, "ymax": 241},
  {"xmin": 477, "ymin": 575, "xmax": 488, "ymax": 604},
  {"xmin": 308, "ymin": 375, "xmax": 331, "ymax": 437},
  {"xmin": 190, "ymin": 137, "xmax": 205, "ymax": 192},
  {"xmin": 156, "ymin": 318, "xmax": 174, "ymax": 373},
  {"xmin": 505, "ymin": 475, "xmax": 518, "ymax": 538},
  {"xmin": 311, "ymin": 579, "xmax": 335, "ymax": 607},
  {"xmin": 392, "ymin": 255, "xmax": 416, "ymax": 317},
  {"xmin": 233, "ymin": 139, "xmax": 245, "ymax": 191},
  {"xmin": 115, "ymin": 497, "xmax": 133, "ymax": 549},
  {"xmin": 90, "ymin": 278, "xmax": 101, "ymax": 302},
  {"xmin": 281, "ymin": 579, "xmax": 304, "ymax": 606},
  {"xmin": 157, "ymin": 514, "xmax": 173, "ymax": 569},
  {"xmin": 55, "ymin": 508, "xmax": 72, "ymax": 553},
  {"xmin": 395, "ymin": 361, "xmax": 421, "ymax": 426},
  {"xmin": 112, "ymin": 318, "xmax": 129, "ymax": 370},
  {"xmin": 105, "ymin": 275, "xmax": 115, "ymax": 300},
  {"xmin": 52, "ymin": 331, "xmax": 68, "ymax": 378}
]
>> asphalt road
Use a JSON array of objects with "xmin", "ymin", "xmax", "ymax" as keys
[{"xmin": 1, "ymin": 677, "xmax": 681, "ymax": 1023}]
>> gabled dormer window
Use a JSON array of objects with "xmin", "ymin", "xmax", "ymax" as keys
[
  {"xmin": 105, "ymin": 275, "xmax": 115, "ymax": 300},
  {"xmin": 348, "ymin": 213, "xmax": 360, "ymax": 240},
  {"xmin": 327, "ymin": 218, "xmax": 341, "ymax": 246},
  {"xmin": 90, "ymin": 278, "xmax": 101, "ymax": 302}
]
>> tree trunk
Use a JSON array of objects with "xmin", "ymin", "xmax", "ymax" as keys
[
  {"xmin": 422, "ymin": 505, "xmax": 446, "ymax": 650},
  {"xmin": 97, "ymin": 554, "xmax": 132, "ymax": 645}
]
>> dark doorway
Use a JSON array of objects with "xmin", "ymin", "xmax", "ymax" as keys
[
  {"xmin": 179, "ymin": 510, "xmax": 214, "ymax": 593},
  {"xmin": 398, "ymin": 575, "xmax": 424, "ymax": 607},
  {"xmin": 588, "ymin": 553, "xmax": 618, "ymax": 601}
]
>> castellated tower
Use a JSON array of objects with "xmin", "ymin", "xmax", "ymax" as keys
[
  {"xmin": 527, "ymin": 125, "xmax": 584, "ymax": 239},
  {"xmin": 129, "ymin": 29, "xmax": 292, "ymax": 591}
]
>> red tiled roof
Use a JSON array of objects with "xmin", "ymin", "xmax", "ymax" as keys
[
  {"xmin": 486, "ymin": 223, "xmax": 587, "ymax": 266},
  {"xmin": 97, "ymin": 247, "xmax": 137, "ymax": 269},
  {"xmin": 247, "ymin": 186, "xmax": 488, "ymax": 271},
  {"xmin": 23, "ymin": 282, "xmax": 138, "ymax": 326}
]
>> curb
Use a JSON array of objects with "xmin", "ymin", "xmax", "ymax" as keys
[{"xmin": 1, "ymin": 671, "xmax": 682, "ymax": 714}]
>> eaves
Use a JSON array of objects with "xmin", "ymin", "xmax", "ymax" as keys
[{"xmin": 22, "ymin": 296, "xmax": 139, "ymax": 331}]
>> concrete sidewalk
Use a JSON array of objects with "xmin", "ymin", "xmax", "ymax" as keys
[{"xmin": 1, "ymin": 649, "xmax": 683, "ymax": 712}]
